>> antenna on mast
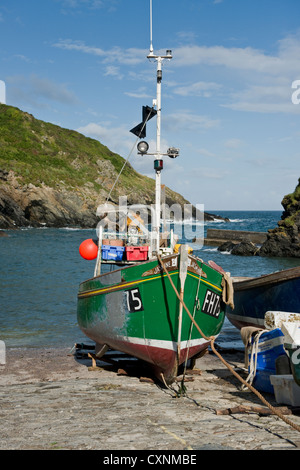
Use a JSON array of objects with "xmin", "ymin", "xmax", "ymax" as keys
[{"xmin": 149, "ymin": 0, "xmax": 154, "ymax": 55}]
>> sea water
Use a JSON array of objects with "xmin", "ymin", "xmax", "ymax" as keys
[{"xmin": 0, "ymin": 211, "xmax": 299, "ymax": 350}]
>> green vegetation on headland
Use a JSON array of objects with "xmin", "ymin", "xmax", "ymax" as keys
[
  {"xmin": 0, "ymin": 103, "xmax": 299, "ymax": 257},
  {"xmin": 216, "ymin": 178, "xmax": 300, "ymax": 258},
  {"xmin": 0, "ymin": 103, "xmax": 155, "ymax": 197},
  {"xmin": 0, "ymin": 103, "xmax": 215, "ymax": 229},
  {"xmin": 279, "ymin": 178, "xmax": 300, "ymax": 229},
  {"xmin": 258, "ymin": 177, "xmax": 300, "ymax": 257}
]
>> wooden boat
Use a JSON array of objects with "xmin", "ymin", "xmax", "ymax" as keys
[
  {"xmin": 78, "ymin": 253, "xmax": 229, "ymax": 383},
  {"xmin": 77, "ymin": 1, "xmax": 233, "ymax": 384},
  {"xmin": 226, "ymin": 266, "xmax": 300, "ymax": 330}
]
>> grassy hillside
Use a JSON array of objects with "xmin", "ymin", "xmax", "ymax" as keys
[{"xmin": 0, "ymin": 103, "xmax": 174, "ymax": 204}]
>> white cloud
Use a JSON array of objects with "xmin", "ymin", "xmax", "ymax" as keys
[
  {"xmin": 224, "ymin": 138, "xmax": 244, "ymax": 149},
  {"xmin": 124, "ymin": 87, "xmax": 152, "ymax": 99},
  {"xmin": 176, "ymin": 31, "xmax": 198, "ymax": 43},
  {"xmin": 173, "ymin": 81, "xmax": 222, "ymax": 98},
  {"xmin": 30, "ymin": 75, "xmax": 77, "ymax": 104},
  {"xmin": 171, "ymin": 32, "xmax": 300, "ymax": 114},
  {"xmin": 245, "ymin": 156, "xmax": 279, "ymax": 168},
  {"xmin": 165, "ymin": 111, "xmax": 220, "ymax": 132},
  {"xmin": 7, "ymin": 74, "xmax": 78, "ymax": 108},
  {"xmin": 223, "ymin": 83, "xmax": 300, "ymax": 114},
  {"xmin": 52, "ymin": 32, "xmax": 300, "ymax": 116},
  {"xmin": 76, "ymin": 121, "xmax": 133, "ymax": 156},
  {"xmin": 104, "ymin": 65, "xmax": 123, "ymax": 80},
  {"xmin": 0, "ymin": 80, "xmax": 6, "ymax": 104},
  {"xmin": 54, "ymin": 31, "xmax": 300, "ymax": 79},
  {"xmin": 186, "ymin": 166, "xmax": 228, "ymax": 180},
  {"xmin": 13, "ymin": 54, "xmax": 32, "ymax": 63},
  {"xmin": 53, "ymin": 40, "xmax": 145, "ymax": 65},
  {"xmin": 56, "ymin": 0, "xmax": 111, "ymax": 10},
  {"xmin": 194, "ymin": 148, "xmax": 217, "ymax": 158},
  {"xmin": 53, "ymin": 39, "xmax": 106, "ymax": 56},
  {"xmin": 173, "ymin": 45, "xmax": 282, "ymax": 74}
]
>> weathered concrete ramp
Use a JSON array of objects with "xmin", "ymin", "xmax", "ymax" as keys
[{"xmin": 1, "ymin": 347, "xmax": 300, "ymax": 450}]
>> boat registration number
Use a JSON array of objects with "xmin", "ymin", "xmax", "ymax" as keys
[
  {"xmin": 201, "ymin": 289, "xmax": 221, "ymax": 318},
  {"xmin": 126, "ymin": 288, "xmax": 144, "ymax": 312}
]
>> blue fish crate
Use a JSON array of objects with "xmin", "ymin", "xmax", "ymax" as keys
[
  {"xmin": 101, "ymin": 245, "xmax": 125, "ymax": 261},
  {"xmin": 253, "ymin": 368, "xmax": 277, "ymax": 394},
  {"xmin": 250, "ymin": 328, "xmax": 286, "ymax": 370},
  {"xmin": 249, "ymin": 328, "xmax": 287, "ymax": 394}
]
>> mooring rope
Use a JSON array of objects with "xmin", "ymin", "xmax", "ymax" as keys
[
  {"xmin": 242, "ymin": 329, "xmax": 268, "ymax": 391},
  {"xmin": 106, "ymin": 109, "xmax": 154, "ymax": 203},
  {"xmin": 181, "ymin": 264, "xmax": 202, "ymax": 387},
  {"xmin": 157, "ymin": 253, "xmax": 300, "ymax": 434}
]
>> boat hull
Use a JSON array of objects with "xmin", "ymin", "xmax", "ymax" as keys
[
  {"xmin": 77, "ymin": 253, "xmax": 225, "ymax": 383},
  {"xmin": 226, "ymin": 266, "xmax": 300, "ymax": 330}
]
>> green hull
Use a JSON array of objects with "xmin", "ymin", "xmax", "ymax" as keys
[{"xmin": 77, "ymin": 253, "xmax": 225, "ymax": 383}]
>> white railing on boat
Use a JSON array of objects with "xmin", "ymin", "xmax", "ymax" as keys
[{"xmin": 94, "ymin": 225, "xmax": 176, "ymax": 276}]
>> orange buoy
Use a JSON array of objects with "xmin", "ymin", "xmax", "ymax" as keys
[{"xmin": 79, "ymin": 239, "xmax": 98, "ymax": 260}]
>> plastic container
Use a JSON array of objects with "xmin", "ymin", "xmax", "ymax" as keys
[
  {"xmin": 249, "ymin": 328, "xmax": 286, "ymax": 370},
  {"xmin": 270, "ymin": 374, "xmax": 300, "ymax": 406},
  {"xmin": 248, "ymin": 328, "xmax": 287, "ymax": 394},
  {"xmin": 159, "ymin": 247, "xmax": 173, "ymax": 256},
  {"xmin": 252, "ymin": 368, "xmax": 277, "ymax": 394},
  {"xmin": 125, "ymin": 246, "xmax": 149, "ymax": 261},
  {"xmin": 102, "ymin": 245, "xmax": 125, "ymax": 261},
  {"xmin": 102, "ymin": 239, "xmax": 124, "ymax": 246}
]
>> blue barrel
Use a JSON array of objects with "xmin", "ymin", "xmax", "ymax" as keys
[{"xmin": 249, "ymin": 328, "xmax": 287, "ymax": 394}]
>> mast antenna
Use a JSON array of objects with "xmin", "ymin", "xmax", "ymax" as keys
[{"xmin": 149, "ymin": 0, "xmax": 154, "ymax": 55}]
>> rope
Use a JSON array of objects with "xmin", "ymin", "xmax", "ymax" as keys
[
  {"xmin": 106, "ymin": 137, "xmax": 139, "ymax": 203},
  {"xmin": 181, "ymin": 265, "xmax": 202, "ymax": 386},
  {"xmin": 157, "ymin": 253, "xmax": 300, "ymax": 434},
  {"xmin": 242, "ymin": 329, "xmax": 267, "ymax": 391},
  {"xmin": 106, "ymin": 109, "xmax": 154, "ymax": 203}
]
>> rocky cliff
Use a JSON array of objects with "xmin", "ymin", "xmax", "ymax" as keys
[
  {"xmin": 0, "ymin": 104, "xmax": 222, "ymax": 229},
  {"xmin": 215, "ymin": 179, "xmax": 300, "ymax": 258},
  {"xmin": 259, "ymin": 178, "xmax": 300, "ymax": 257}
]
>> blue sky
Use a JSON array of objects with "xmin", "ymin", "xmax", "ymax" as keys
[{"xmin": 1, "ymin": 0, "xmax": 300, "ymax": 211}]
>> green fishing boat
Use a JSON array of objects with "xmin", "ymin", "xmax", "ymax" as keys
[
  {"xmin": 77, "ymin": 0, "xmax": 233, "ymax": 384},
  {"xmin": 78, "ymin": 250, "xmax": 228, "ymax": 383}
]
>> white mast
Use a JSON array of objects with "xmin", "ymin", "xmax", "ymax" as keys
[{"xmin": 147, "ymin": 0, "xmax": 172, "ymax": 253}]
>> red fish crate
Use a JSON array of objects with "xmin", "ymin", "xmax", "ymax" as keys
[{"xmin": 125, "ymin": 246, "xmax": 149, "ymax": 261}]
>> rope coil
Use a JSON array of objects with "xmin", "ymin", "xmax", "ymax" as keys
[
  {"xmin": 157, "ymin": 253, "xmax": 300, "ymax": 434},
  {"xmin": 242, "ymin": 329, "xmax": 267, "ymax": 391}
]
